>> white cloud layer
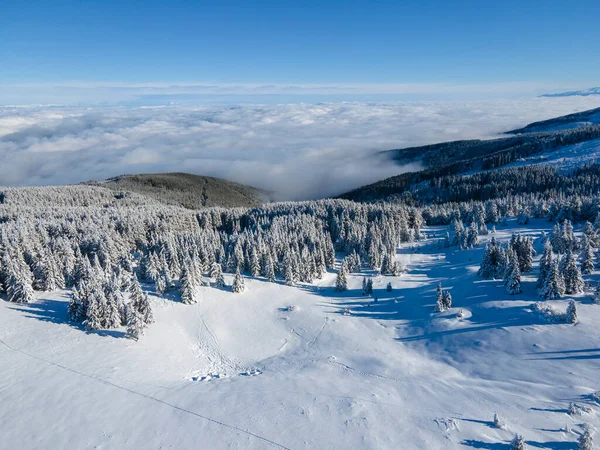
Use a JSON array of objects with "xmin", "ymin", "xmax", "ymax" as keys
[{"xmin": 1, "ymin": 97, "xmax": 600, "ymax": 200}]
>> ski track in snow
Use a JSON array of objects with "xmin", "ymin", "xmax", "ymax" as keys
[{"xmin": 0, "ymin": 335, "xmax": 291, "ymax": 450}]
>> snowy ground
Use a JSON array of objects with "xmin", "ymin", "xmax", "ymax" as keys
[
  {"xmin": 1, "ymin": 220, "xmax": 599, "ymax": 449},
  {"xmin": 505, "ymin": 137, "xmax": 600, "ymax": 173}
]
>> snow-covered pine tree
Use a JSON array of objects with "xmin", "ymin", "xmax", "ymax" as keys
[
  {"xmin": 231, "ymin": 268, "xmax": 245, "ymax": 293},
  {"xmin": 68, "ymin": 287, "xmax": 84, "ymax": 322},
  {"xmin": 493, "ymin": 413, "xmax": 505, "ymax": 429},
  {"xmin": 550, "ymin": 222, "xmax": 564, "ymax": 254},
  {"xmin": 466, "ymin": 221, "xmax": 479, "ymax": 248},
  {"xmin": 284, "ymin": 257, "xmax": 295, "ymax": 286},
  {"xmin": 563, "ymin": 249, "xmax": 584, "ymax": 295},
  {"xmin": 83, "ymin": 293, "xmax": 103, "ymax": 330},
  {"xmin": 517, "ymin": 237, "xmax": 534, "ymax": 273},
  {"xmin": 578, "ymin": 425, "xmax": 593, "ymax": 450},
  {"xmin": 510, "ymin": 433, "xmax": 527, "ymax": 450},
  {"xmin": 442, "ymin": 290, "xmax": 452, "ymax": 309},
  {"xmin": 436, "ymin": 282, "xmax": 443, "ymax": 308},
  {"xmin": 505, "ymin": 254, "xmax": 522, "ymax": 295},
  {"xmin": 155, "ymin": 267, "xmax": 170, "ymax": 294},
  {"xmin": 537, "ymin": 240, "xmax": 553, "ymax": 288},
  {"xmin": 581, "ymin": 241, "xmax": 595, "ymax": 275},
  {"xmin": 250, "ymin": 248, "xmax": 261, "ymax": 278},
  {"xmin": 451, "ymin": 218, "xmax": 464, "ymax": 247},
  {"xmin": 335, "ymin": 262, "xmax": 348, "ymax": 292},
  {"xmin": 179, "ymin": 265, "xmax": 197, "ymax": 304},
  {"xmin": 214, "ymin": 263, "xmax": 226, "ymax": 288},
  {"xmin": 129, "ymin": 275, "xmax": 154, "ymax": 324},
  {"xmin": 541, "ymin": 259, "xmax": 565, "ymax": 299},
  {"xmin": 566, "ymin": 300, "xmax": 578, "ymax": 324},
  {"xmin": 263, "ymin": 253, "xmax": 275, "ymax": 282},
  {"xmin": 127, "ymin": 307, "xmax": 146, "ymax": 341}
]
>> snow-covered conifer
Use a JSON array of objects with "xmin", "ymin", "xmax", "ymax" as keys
[
  {"xmin": 179, "ymin": 265, "xmax": 197, "ymax": 304},
  {"xmin": 127, "ymin": 307, "xmax": 146, "ymax": 341},
  {"xmin": 541, "ymin": 259, "xmax": 565, "ymax": 299},
  {"xmin": 566, "ymin": 300, "xmax": 578, "ymax": 324},
  {"xmin": 335, "ymin": 262, "xmax": 348, "ymax": 292},
  {"xmin": 578, "ymin": 425, "xmax": 593, "ymax": 450},
  {"xmin": 505, "ymin": 255, "xmax": 522, "ymax": 295},
  {"xmin": 563, "ymin": 249, "xmax": 584, "ymax": 295},
  {"xmin": 510, "ymin": 434, "xmax": 527, "ymax": 450},
  {"xmin": 232, "ymin": 268, "xmax": 245, "ymax": 293},
  {"xmin": 537, "ymin": 240, "xmax": 553, "ymax": 288},
  {"xmin": 581, "ymin": 241, "xmax": 595, "ymax": 275}
]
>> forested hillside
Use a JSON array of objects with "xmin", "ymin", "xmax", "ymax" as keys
[{"xmin": 84, "ymin": 172, "xmax": 268, "ymax": 209}]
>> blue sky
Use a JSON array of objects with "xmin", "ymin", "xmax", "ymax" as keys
[{"xmin": 1, "ymin": 0, "xmax": 599, "ymax": 103}]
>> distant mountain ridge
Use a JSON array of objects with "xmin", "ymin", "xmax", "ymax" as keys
[
  {"xmin": 340, "ymin": 107, "xmax": 600, "ymax": 203},
  {"xmin": 541, "ymin": 87, "xmax": 600, "ymax": 97},
  {"xmin": 506, "ymin": 107, "xmax": 600, "ymax": 134},
  {"xmin": 84, "ymin": 172, "xmax": 268, "ymax": 209}
]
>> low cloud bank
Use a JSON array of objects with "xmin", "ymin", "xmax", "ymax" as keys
[{"xmin": 1, "ymin": 98, "xmax": 600, "ymax": 200}]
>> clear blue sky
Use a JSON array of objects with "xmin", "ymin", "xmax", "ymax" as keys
[{"xmin": 1, "ymin": 0, "xmax": 599, "ymax": 86}]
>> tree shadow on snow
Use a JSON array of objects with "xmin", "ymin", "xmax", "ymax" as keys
[
  {"xmin": 462, "ymin": 439, "xmax": 576, "ymax": 450},
  {"xmin": 461, "ymin": 439, "xmax": 508, "ymax": 449},
  {"xmin": 8, "ymin": 295, "xmax": 128, "ymax": 339},
  {"xmin": 525, "ymin": 348, "xmax": 600, "ymax": 361},
  {"xmin": 526, "ymin": 441, "xmax": 577, "ymax": 449},
  {"xmin": 530, "ymin": 407, "xmax": 570, "ymax": 414}
]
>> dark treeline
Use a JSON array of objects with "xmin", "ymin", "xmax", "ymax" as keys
[{"xmin": 344, "ymin": 125, "xmax": 600, "ymax": 202}]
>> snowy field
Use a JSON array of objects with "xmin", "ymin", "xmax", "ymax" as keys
[{"xmin": 1, "ymin": 219, "xmax": 599, "ymax": 449}]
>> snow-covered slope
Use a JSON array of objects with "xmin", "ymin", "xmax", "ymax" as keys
[
  {"xmin": 1, "ymin": 220, "xmax": 599, "ymax": 449},
  {"xmin": 503, "ymin": 137, "xmax": 600, "ymax": 173}
]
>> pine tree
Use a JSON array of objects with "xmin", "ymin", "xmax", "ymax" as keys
[
  {"xmin": 214, "ymin": 263, "xmax": 226, "ymax": 288},
  {"xmin": 436, "ymin": 282, "xmax": 444, "ymax": 309},
  {"xmin": 179, "ymin": 266, "xmax": 197, "ymax": 304},
  {"xmin": 493, "ymin": 413, "xmax": 505, "ymax": 429},
  {"xmin": 566, "ymin": 300, "xmax": 578, "ymax": 324},
  {"xmin": 581, "ymin": 242, "xmax": 595, "ymax": 275},
  {"xmin": 541, "ymin": 259, "xmax": 565, "ymax": 299},
  {"xmin": 127, "ymin": 307, "xmax": 146, "ymax": 340},
  {"xmin": 563, "ymin": 249, "xmax": 584, "ymax": 295},
  {"xmin": 68, "ymin": 287, "xmax": 84, "ymax": 322},
  {"xmin": 505, "ymin": 255, "xmax": 522, "ymax": 295},
  {"xmin": 155, "ymin": 267, "xmax": 169, "ymax": 294},
  {"xmin": 537, "ymin": 240, "xmax": 553, "ymax": 288},
  {"xmin": 578, "ymin": 426, "xmax": 593, "ymax": 450},
  {"xmin": 510, "ymin": 433, "xmax": 527, "ymax": 450},
  {"xmin": 335, "ymin": 263, "xmax": 348, "ymax": 292},
  {"xmin": 250, "ymin": 249, "xmax": 261, "ymax": 278},
  {"xmin": 362, "ymin": 276, "xmax": 367, "ymax": 296},
  {"xmin": 129, "ymin": 275, "xmax": 154, "ymax": 324},
  {"xmin": 232, "ymin": 268, "xmax": 245, "ymax": 293},
  {"xmin": 442, "ymin": 290, "xmax": 452, "ymax": 309},
  {"xmin": 466, "ymin": 221, "xmax": 479, "ymax": 248},
  {"xmin": 284, "ymin": 259, "xmax": 295, "ymax": 286},
  {"xmin": 83, "ymin": 293, "xmax": 103, "ymax": 330}
]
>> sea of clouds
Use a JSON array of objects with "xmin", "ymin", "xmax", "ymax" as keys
[{"xmin": 2, "ymin": 97, "xmax": 600, "ymax": 200}]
